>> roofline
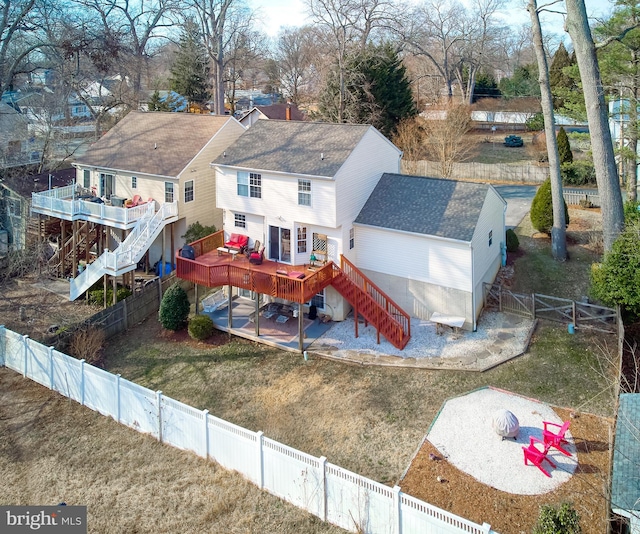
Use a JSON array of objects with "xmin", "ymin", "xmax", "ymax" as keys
[
  {"xmin": 353, "ymin": 221, "xmax": 471, "ymax": 245},
  {"xmin": 487, "ymin": 183, "xmax": 508, "ymax": 207},
  {"xmin": 72, "ymin": 162, "xmax": 177, "ymax": 180},
  {"xmin": 177, "ymin": 117, "xmax": 243, "ymax": 179},
  {"xmin": 211, "ymin": 163, "xmax": 334, "ymax": 181}
]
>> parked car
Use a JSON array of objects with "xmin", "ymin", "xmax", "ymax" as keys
[{"xmin": 504, "ymin": 135, "xmax": 524, "ymax": 147}]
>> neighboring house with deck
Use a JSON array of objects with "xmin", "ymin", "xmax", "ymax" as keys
[{"xmin": 31, "ymin": 111, "xmax": 245, "ymax": 300}]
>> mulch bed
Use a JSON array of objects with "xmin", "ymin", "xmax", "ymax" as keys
[{"xmin": 400, "ymin": 407, "xmax": 612, "ymax": 534}]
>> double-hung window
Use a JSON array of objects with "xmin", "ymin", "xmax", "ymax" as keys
[
  {"xmin": 298, "ymin": 179, "xmax": 311, "ymax": 206},
  {"xmin": 131, "ymin": 176, "xmax": 137, "ymax": 189},
  {"xmin": 297, "ymin": 226, "xmax": 307, "ymax": 253},
  {"xmin": 165, "ymin": 182, "xmax": 174, "ymax": 203},
  {"xmin": 184, "ymin": 180, "xmax": 194, "ymax": 203},
  {"xmin": 237, "ymin": 171, "xmax": 262, "ymax": 198}
]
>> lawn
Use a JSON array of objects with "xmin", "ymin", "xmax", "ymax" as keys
[{"xmin": 2, "ymin": 200, "xmax": 617, "ymax": 533}]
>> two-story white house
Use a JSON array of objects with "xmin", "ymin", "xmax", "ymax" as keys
[
  {"xmin": 32, "ymin": 111, "xmax": 246, "ymax": 300},
  {"xmin": 212, "ymin": 119, "xmax": 403, "ymax": 321},
  {"xmin": 209, "ymin": 120, "xmax": 506, "ymax": 331}
]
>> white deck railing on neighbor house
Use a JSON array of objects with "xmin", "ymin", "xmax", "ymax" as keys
[
  {"xmin": 31, "ymin": 185, "xmax": 150, "ymax": 228},
  {"xmin": 69, "ymin": 201, "xmax": 178, "ymax": 300},
  {"xmin": 0, "ymin": 326, "xmax": 496, "ymax": 534}
]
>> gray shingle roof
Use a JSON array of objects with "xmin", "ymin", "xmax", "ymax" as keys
[
  {"xmin": 612, "ymin": 394, "xmax": 640, "ymax": 511},
  {"xmin": 212, "ymin": 120, "xmax": 373, "ymax": 177},
  {"xmin": 75, "ymin": 111, "xmax": 234, "ymax": 177},
  {"xmin": 355, "ymin": 173, "xmax": 491, "ymax": 242}
]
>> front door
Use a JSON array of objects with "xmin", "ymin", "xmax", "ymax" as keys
[{"xmin": 269, "ymin": 226, "xmax": 291, "ymax": 262}]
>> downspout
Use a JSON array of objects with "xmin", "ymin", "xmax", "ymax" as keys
[{"xmin": 470, "ymin": 242, "xmax": 476, "ymax": 332}]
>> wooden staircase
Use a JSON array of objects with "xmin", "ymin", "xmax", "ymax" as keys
[
  {"xmin": 330, "ymin": 256, "xmax": 411, "ymax": 350},
  {"xmin": 48, "ymin": 221, "xmax": 99, "ymax": 277}
]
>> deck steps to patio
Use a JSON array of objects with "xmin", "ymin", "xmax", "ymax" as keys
[
  {"xmin": 48, "ymin": 220, "xmax": 99, "ymax": 277},
  {"xmin": 330, "ymin": 257, "xmax": 410, "ymax": 350}
]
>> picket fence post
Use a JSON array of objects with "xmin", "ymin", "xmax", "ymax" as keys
[
  {"xmin": 80, "ymin": 359, "xmax": 86, "ymax": 406},
  {"xmin": 203, "ymin": 409, "xmax": 209, "ymax": 459},
  {"xmin": 48, "ymin": 347, "xmax": 54, "ymax": 390},
  {"xmin": 156, "ymin": 390, "xmax": 163, "ymax": 442},
  {"xmin": 0, "ymin": 325, "xmax": 5, "ymax": 367},
  {"xmin": 116, "ymin": 374, "xmax": 121, "ymax": 423},
  {"xmin": 393, "ymin": 485, "xmax": 402, "ymax": 534},
  {"xmin": 319, "ymin": 456, "xmax": 327, "ymax": 522},
  {"xmin": 22, "ymin": 335, "xmax": 29, "ymax": 377},
  {"xmin": 256, "ymin": 431, "xmax": 264, "ymax": 489}
]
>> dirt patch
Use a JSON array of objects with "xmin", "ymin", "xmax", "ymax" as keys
[
  {"xmin": 159, "ymin": 324, "xmax": 229, "ymax": 349},
  {"xmin": 400, "ymin": 408, "xmax": 612, "ymax": 534},
  {"xmin": 0, "ymin": 275, "xmax": 101, "ymax": 343}
]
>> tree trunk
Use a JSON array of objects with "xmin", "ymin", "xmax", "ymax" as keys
[
  {"xmin": 629, "ymin": 50, "xmax": 639, "ymax": 202},
  {"xmin": 528, "ymin": 0, "xmax": 567, "ymax": 260},
  {"xmin": 566, "ymin": 0, "xmax": 625, "ymax": 251}
]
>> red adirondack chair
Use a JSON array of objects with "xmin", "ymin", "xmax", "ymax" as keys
[
  {"xmin": 523, "ymin": 436, "xmax": 556, "ymax": 477},
  {"xmin": 543, "ymin": 420, "xmax": 571, "ymax": 456}
]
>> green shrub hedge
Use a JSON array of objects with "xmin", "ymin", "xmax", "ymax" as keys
[
  {"xmin": 188, "ymin": 314, "xmax": 215, "ymax": 340},
  {"xmin": 505, "ymin": 228, "xmax": 519, "ymax": 252}
]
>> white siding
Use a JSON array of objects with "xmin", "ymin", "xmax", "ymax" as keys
[
  {"xmin": 355, "ymin": 226, "xmax": 472, "ymax": 291},
  {"xmin": 335, "ymin": 128, "xmax": 402, "ymax": 226},
  {"xmin": 216, "ymin": 167, "xmax": 338, "ymax": 228},
  {"xmin": 471, "ymin": 187, "xmax": 506, "ymax": 286}
]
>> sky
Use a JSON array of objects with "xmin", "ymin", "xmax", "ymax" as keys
[{"xmin": 251, "ymin": 0, "xmax": 614, "ymax": 39}]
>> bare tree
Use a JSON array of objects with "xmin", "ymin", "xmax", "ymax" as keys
[
  {"xmin": 306, "ymin": 0, "xmax": 399, "ymax": 121},
  {"xmin": 224, "ymin": 24, "xmax": 265, "ymax": 114},
  {"xmin": 189, "ymin": 0, "xmax": 252, "ymax": 115},
  {"xmin": 527, "ymin": 0, "xmax": 566, "ymax": 261},
  {"xmin": 73, "ymin": 0, "xmax": 180, "ymax": 106},
  {"xmin": 565, "ymin": 0, "xmax": 625, "ymax": 252},
  {"xmin": 422, "ymin": 103, "xmax": 475, "ymax": 178},
  {"xmin": 451, "ymin": 0, "xmax": 507, "ymax": 104},
  {"xmin": 401, "ymin": 0, "xmax": 465, "ymax": 101},
  {"xmin": 274, "ymin": 26, "xmax": 314, "ymax": 105},
  {"xmin": 393, "ymin": 116, "xmax": 425, "ymax": 174}
]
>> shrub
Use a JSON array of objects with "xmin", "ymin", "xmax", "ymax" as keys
[
  {"xmin": 505, "ymin": 228, "xmax": 519, "ymax": 252},
  {"xmin": 188, "ymin": 314, "xmax": 214, "ymax": 340},
  {"xmin": 88, "ymin": 287, "xmax": 132, "ymax": 305},
  {"xmin": 590, "ymin": 220, "xmax": 640, "ymax": 319},
  {"xmin": 624, "ymin": 200, "xmax": 640, "ymax": 224},
  {"xmin": 69, "ymin": 326, "xmax": 106, "ymax": 365},
  {"xmin": 557, "ymin": 126, "xmax": 573, "ymax": 164},
  {"xmin": 530, "ymin": 178, "xmax": 570, "ymax": 234},
  {"xmin": 525, "ymin": 112, "xmax": 544, "ymax": 131},
  {"xmin": 533, "ymin": 502, "xmax": 581, "ymax": 534},
  {"xmin": 182, "ymin": 221, "xmax": 217, "ymax": 244},
  {"xmin": 159, "ymin": 283, "xmax": 190, "ymax": 331},
  {"xmin": 561, "ymin": 161, "xmax": 596, "ymax": 186}
]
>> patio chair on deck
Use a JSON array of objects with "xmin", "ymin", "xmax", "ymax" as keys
[{"xmin": 523, "ymin": 436, "xmax": 556, "ymax": 477}]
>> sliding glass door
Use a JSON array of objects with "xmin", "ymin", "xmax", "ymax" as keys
[{"xmin": 269, "ymin": 226, "xmax": 291, "ymax": 262}]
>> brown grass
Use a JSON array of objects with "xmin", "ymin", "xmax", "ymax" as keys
[{"xmin": 0, "ymin": 367, "xmax": 345, "ymax": 534}]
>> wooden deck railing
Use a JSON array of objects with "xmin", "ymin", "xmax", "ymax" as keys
[
  {"xmin": 188, "ymin": 231, "xmax": 225, "ymax": 257},
  {"xmin": 176, "ymin": 252, "xmax": 336, "ymax": 304},
  {"xmin": 331, "ymin": 256, "xmax": 411, "ymax": 350}
]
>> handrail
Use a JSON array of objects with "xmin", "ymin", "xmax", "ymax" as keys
[{"xmin": 339, "ymin": 255, "xmax": 411, "ymax": 337}]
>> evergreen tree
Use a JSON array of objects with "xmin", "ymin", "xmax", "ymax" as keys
[
  {"xmin": 169, "ymin": 19, "xmax": 210, "ymax": 107},
  {"xmin": 472, "ymin": 71, "xmax": 501, "ymax": 102},
  {"xmin": 549, "ymin": 42, "xmax": 577, "ymax": 110},
  {"xmin": 499, "ymin": 64, "xmax": 540, "ymax": 98},
  {"xmin": 319, "ymin": 43, "xmax": 417, "ymax": 138},
  {"xmin": 148, "ymin": 90, "xmax": 169, "ymax": 112},
  {"xmin": 530, "ymin": 178, "xmax": 570, "ymax": 235},
  {"xmin": 557, "ymin": 126, "xmax": 573, "ymax": 164}
]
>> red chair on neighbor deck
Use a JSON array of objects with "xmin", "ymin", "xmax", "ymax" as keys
[
  {"xmin": 542, "ymin": 420, "xmax": 572, "ymax": 456},
  {"xmin": 523, "ymin": 436, "xmax": 556, "ymax": 477}
]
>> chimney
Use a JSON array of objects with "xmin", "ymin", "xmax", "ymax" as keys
[{"xmin": 285, "ymin": 103, "xmax": 292, "ymax": 121}]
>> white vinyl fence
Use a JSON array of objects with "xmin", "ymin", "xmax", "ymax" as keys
[{"xmin": 0, "ymin": 326, "xmax": 496, "ymax": 534}]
